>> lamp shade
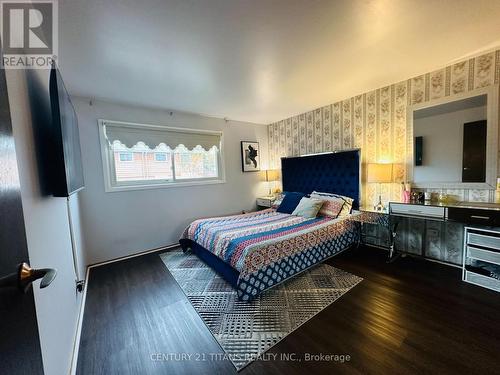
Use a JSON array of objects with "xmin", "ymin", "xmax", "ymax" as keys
[
  {"xmin": 265, "ymin": 169, "xmax": 279, "ymax": 182},
  {"xmin": 367, "ymin": 163, "xmax": 393, "ymax": 183},
  {"xmin": 392, "ymin": 163, "xmax": 405, "ymax": 183}
]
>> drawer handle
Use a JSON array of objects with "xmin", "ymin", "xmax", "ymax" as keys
[
  {"xmin": 408, "ymin": 210, "xmax": 423, "ymax": 214},
  {"xmin": 470, "ymin": 215, "xmax": 490, "ymax": 220}
]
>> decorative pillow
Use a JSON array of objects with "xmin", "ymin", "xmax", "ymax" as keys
[
  {"xmin": 291, "ymin": 197, "xmax": 325, "ymax": 218},
  {"xmin": 315, "ymin": 199, "xmax": 345, "ymax": 218},
  {"xmin": 311, "ymin": 191, "xmax": 354, "ymax": 217},
  {"xmin": 276, "ymin": 192, "xmax": 306, "ymax": 214},
  {"xmin": 271, "ymin": 193, "xmax": 284, "ymax": 209}
]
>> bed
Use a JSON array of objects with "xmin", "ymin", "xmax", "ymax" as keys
[{"xmin": 179, "ymin": 149, "xmax": 361, "ymax": 301}]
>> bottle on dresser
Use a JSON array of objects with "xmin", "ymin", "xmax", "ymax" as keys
[{"xmin": 401, "ymin": 182, "xmax": 411, "ymax": 203}]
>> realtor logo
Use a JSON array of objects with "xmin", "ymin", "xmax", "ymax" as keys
[{"xmin": 1, "ymin": 0, "xmax": 58, "ymax": 68}]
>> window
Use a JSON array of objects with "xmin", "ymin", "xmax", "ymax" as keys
[
  {"xmin": 174, "ymin": 145, "xmax": 218, "ymax": 179},
  {"xmin": 119, "ymin": 152, "xmax": 133, "ymax": 162},
  {"xmin": 112, "ymin": 142, "xmax": 174, "ymax": 182},
  {"xmin": 99, "ymin": 120, "xmax": 224, "ymax": 192},
  {"xmin": 154, "ymin": 153, "xmax": 167, "ymax": 162}
]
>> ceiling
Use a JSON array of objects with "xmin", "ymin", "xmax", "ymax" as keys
[{"xmin": 59, "ymin": 0, "xmax": 500, "ymax": 124}]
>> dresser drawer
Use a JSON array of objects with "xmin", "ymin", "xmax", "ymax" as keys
[
  {"xmin": 466, "ymin": 245, "xmax": 500, "ymax": 265},
  {"xmin": 467, "ymin": 232, "xmax": 500, "ymax": 250},
  {"xmin": 390, "ymin": 203, "xmax": 445, "ymax": 219},
  {"xmin": 448, "ymin": 207, "xmax": 500, "ymax": 226},
  {"xmin": 464, "ymin": 271, "xmax": 500, "ymax": 292}
]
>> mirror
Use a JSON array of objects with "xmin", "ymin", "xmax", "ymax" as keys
[
  {"xmin": 407, "ymin": 86, "xmax": 498, "ymax": 189},
  {"xmin": 414, "ymin": 95, "xmax": 487, "ymax": 183}
]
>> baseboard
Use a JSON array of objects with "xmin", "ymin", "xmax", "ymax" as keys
[
  {"xmin": 88, "ymin": 243, "xmax": 179, "ymax": 269},
  {"xmin": 68, "ymin": 267, "xmax": 89, "ymax": 375}
]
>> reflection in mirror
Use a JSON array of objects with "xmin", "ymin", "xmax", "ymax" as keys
[
  {"xmin": 462, "ymin": 120, "xmax": 486, "ymax": 182},
  {"xmin": 413, "ymin": 95, "xmax": 487, "ymax": 184}
]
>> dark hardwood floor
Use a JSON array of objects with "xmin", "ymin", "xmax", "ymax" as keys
[{"xmin": 77, "ymin": 246, "xmax": 500, "ymax": 375}]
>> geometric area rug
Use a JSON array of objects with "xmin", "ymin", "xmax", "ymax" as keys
[{"xmin": 160, "ymin": 250, "xmax": 362, "ymax": 371}]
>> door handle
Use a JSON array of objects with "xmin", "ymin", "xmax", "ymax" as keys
[{"xmin": 0, "ymin": 262, "xmax": 57, "ymax": 293}]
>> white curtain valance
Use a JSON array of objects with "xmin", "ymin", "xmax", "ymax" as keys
[{"xmin": 103, "ymin": 122, "xmax": 221, "ymax": 151}]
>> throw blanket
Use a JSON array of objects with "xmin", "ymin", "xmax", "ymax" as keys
[{"xmin": 182, "ymin": 209, "xmax": 358, "ymax": 300}]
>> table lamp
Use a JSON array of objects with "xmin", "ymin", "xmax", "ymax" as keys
[
  {"xmin": 367, "ymin": 163, "xmax": 393, "ymax": 211},
  {"xmin": 264, "ymin": 169, "xmax": 279, "ymax": 196}
]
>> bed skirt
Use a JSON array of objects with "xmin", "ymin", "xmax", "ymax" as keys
[{"xmin": 179, "ymin": 238, "xmax": 240, "ymax": 288}]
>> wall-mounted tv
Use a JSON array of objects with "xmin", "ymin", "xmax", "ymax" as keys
[{"xmin": 49, "ymin": 65, "xmax": 85, "ymax": 196}]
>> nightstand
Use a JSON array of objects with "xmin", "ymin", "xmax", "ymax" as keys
[
  {"xmin": 256, "ymin": 196, "xmax": 275, "ymax": 210},
  {"xmin": 349, "ymin": 207, "xmax": 399, "ymax": 262}
]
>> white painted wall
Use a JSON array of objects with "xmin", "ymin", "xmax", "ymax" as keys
[
  {"xmin": 73, "ymin": 97, "xmax": 269, "ymax": 265},
  {"xmin": 67, "ymin": 194, "xmax": 87, "ymax": 280},
  {"xmin": 414, "ymin": 105, "xmax": 487, "ymax": 183},
  {"xmin": 6, "ymin": 69, "xmax": 84, "ymax": 375}
]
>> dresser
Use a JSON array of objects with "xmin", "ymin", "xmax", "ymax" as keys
[
  {"xmin": 463, "ymin": 226, "xmax": 500, "ymax": 292},
  {"xmin": 358, "ymin": 201, "xmax": 500, "ymax": 269},
  {"xmin": 382, "ymin": 201, "xmax": 500, "ymax": 292},
  {"xmin": 389, "ymin": 201, "xmax": 500, "ymax": 226}
]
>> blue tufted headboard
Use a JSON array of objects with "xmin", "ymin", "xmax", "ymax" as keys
[{"xmin": 281, "ymin": 149, "xmax": 361, "ymax": 210}]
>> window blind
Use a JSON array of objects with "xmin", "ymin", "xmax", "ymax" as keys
[{"xmin": 103, "ymin": 121, "xmax": 221, "ymax": 151}]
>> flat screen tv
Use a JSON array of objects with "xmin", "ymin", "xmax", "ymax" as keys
[{"xmin": 49, "ymin": 65, "xmax": 85, "ymax": 196}]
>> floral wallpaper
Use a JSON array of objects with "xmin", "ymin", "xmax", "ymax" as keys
[{"xmin": 268, "ymin": 49, "xmax": 500, "ymax": 208}]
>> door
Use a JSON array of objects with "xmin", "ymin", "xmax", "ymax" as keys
[
  {"xmin": 0, "ymin": 53, "xmax": 44, "ymax": 373},
  {"xmin": 462, "ymin": 120, "xmax": 487, "ymax": 182}
]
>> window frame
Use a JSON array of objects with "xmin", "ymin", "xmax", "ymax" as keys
[{"xmin": 98, "ymin": 119, "xmax": 226, "ymax": 192}]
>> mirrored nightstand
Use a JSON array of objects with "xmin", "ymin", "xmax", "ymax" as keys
[
  {"xmin": 349, "ymin": 207, "xmax": 400, "ymax": 262},
  {"xmin": 256, "ymin": 196, "xmax": 275, "ymax": 210}
]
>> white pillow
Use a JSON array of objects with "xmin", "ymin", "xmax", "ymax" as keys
[{"xmin": 291, "ymin": 197, "xmax": 325, "ymax": 218}]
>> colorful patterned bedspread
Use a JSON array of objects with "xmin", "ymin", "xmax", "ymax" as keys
[{"xmin": 181, "ymin": 209, "xmax": 358, "ymax": 301}]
